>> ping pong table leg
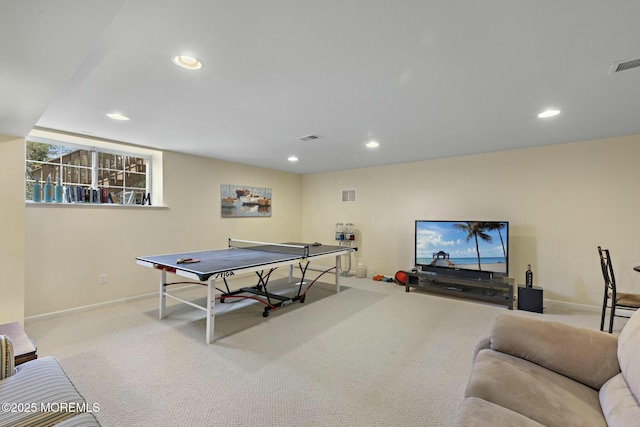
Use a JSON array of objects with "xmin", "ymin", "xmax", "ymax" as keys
[
  {"xmin": 206, "ymin": 278, "xmax": 216, "ymax": 344},
  {"xmin": 159, "ymin": 270, "xmax": 167, "ymax": 319},
  {"xmin": 335, "ymin": 254, "xmax": 341, "ymax": 293},
  {"xmin": 288, "ymin": 264, "xmax": 293, "ymax": 283}
]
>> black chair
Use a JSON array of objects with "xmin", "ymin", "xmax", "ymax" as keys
[{"xmin": 598, "ymin": 246, "xmax": 640, "ymax": 333}]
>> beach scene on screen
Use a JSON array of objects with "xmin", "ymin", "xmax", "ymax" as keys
[{"xmin": 416, "ymin": 221, "xmax": 508, "ymax": 274}]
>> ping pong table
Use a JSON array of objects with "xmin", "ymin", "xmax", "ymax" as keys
[{"xmin": 136, "ymin": 239, "xmax": 356, "ymax": 343}]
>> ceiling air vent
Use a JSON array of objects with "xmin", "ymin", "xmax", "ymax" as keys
[
  {"xmin": 609, "ymin": 58, "xmax": 640, "ymax": 74},
  {"xmin": 298, "ymin": 134, "xmax": 321, "ymax": 142}
]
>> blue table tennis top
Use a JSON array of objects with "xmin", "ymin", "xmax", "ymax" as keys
[{"xmin": 136, "ymin": 243, "xmax": 350, "ymax": 281}]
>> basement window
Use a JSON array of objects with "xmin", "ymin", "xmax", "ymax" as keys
[{"xmin": 25, "ymin": 130, "xmax": 162, "ymax": 206}]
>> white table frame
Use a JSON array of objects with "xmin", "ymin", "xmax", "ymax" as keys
[{"xmin": 137, "ymin": 250, "xmax": 348, "ymax": 343}]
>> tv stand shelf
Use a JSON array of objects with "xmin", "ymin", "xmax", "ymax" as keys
[{"xmin": 404, "ymin": 271, "xmax": 514, "ymax": 309}]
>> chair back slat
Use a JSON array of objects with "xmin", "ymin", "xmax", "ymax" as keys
[
  {"xmin": 599, "ymin": 246, "xmax": 640, "ymax": 333},
  {"xmin": 598, "ymin": 246, "xmax": 616, "ymax": 293}
]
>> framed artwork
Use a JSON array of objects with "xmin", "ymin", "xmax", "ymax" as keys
[{"xmin": 221, "ymin": 184, "xmax": 272, "ymax": 217}]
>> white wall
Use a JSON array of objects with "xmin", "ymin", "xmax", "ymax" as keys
[
  {"xmin": 20, "ymin": 132, "xmax": 640, "ymax": 316},
  {"xmin": 301, "ymin": 134, "xmax": 640, "ymax": 307},
  {"xmin": 25, "ymin": 150, "xmax": 302, "ymax": 316},
  {"xmin": 0, "ymin": 135, "xmax": 26, "ymax": 324}
]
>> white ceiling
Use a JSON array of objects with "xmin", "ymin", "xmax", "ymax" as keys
[{"xmin": 2, "ymin": 1, "xmax": 640, "ymax": 174}]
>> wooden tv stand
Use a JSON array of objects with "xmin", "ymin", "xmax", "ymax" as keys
[{"xmin": 404, "ymin": 270, "xmax": 514, "ymax": 309}]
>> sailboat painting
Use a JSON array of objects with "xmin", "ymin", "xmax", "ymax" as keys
[{"xmin": 220, "ymin": 184, "xmax": 272, "ymax": 217}]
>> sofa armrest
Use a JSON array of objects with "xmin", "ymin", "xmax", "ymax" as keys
[
  {"xmin": 472, "ymin": 335, "xmax": 491, "ymax": 363},
  {"xmin": 0, "ymin": 335, "xmax": 15, "ymax": 380},
  {"xmin": 490, "ymin": 314, "xmax": 620, "ymax": 390}
]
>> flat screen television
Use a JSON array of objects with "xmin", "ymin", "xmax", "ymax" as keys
[{"xmin": 415, "ymin": 220, "xmax": 509, "ymax": 278}]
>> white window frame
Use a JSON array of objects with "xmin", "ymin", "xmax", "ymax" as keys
[{"xmin": 25, "ymin": 129, "xmax": 163, "ymax": 207}]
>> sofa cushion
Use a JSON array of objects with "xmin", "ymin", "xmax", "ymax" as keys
[
  {"xmin": 453, "ymin": 397, "xmax": 545, "ymax": 427},
  {"xmin": 0, "ymin": 357, "xmax": 88, "ymax": 427},
  {"xmin": 617, "ymin": 309, "xmax": 640, "ymax": 400},
  {"xmin": 465, "ymin": 349, "xmax": 607, "ymax": 427},
  {"xmin": 0, "ymin": 335, "xmax": 15, "ymax": 380},
  {"xmin": 490, "ymin": 314, "xmax": 619, "ymax": 389},
  {"xmin": 600, "ymin": 373, "xmax": 640, "ymax": 427}
]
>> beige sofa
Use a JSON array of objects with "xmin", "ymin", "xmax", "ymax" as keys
[{"xmin": 453, "ymin": 310, "xmax": 640, "ymax": 426}]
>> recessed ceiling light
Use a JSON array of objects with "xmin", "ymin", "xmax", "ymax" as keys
[
  {"xmin": 106, "ymin": 113, "xmax": 130, "ymax": 121},
  {"xmin": 172, "ymin": 55, "xmax": 202, "ymax": 70},
  {"xmin": 366, "ymin": 140, "xmax": 379, "ymax": 148},
  {"xmin": 288, "ymin": 156, "xmax": 299, "ymax": 162},
  {"xmin": 538, "ymin": 109, "xmax": 561, "ymax": 118}
]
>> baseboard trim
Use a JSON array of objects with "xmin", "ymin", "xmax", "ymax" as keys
[
  {"xmin": 543, "ymin": 298, "xmax": 637, "ymax": 317},
  {"xmin": 25, "ymin": 284, "xmax": 199, "ymax": 321},
  {"xmin": 543, "ymin": 298, "xmax": 600, "ymax": 313},
  {"xmin": 25, "ymin": 268, "xmax": 341, "ymax": 322},
  {"xmin": 27, "ymin": 281, "xmax": 621, "ymax": 322}
]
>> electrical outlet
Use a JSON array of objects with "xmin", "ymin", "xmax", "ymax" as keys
[{"xmin": 99, "ymin": 274, "xmax": 108, "ymax": 285}]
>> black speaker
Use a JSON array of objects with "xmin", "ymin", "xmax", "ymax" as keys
[{"xmin": 518, "ymin": 286, "xmax": 543, "ymax": 313}]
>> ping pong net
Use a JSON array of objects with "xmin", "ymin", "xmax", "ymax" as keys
[{"xmin": 228, "ymin": 239, "xmax": 310, "ymax": 257}]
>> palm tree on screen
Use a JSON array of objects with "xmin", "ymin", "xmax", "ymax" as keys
[
  {"xmin": 485, "ymin": 222, "xmax": 506, "ymax": 260},
  {"xmin": 453, "ymin": 222, "xmax": 492, "ymax": 270}
]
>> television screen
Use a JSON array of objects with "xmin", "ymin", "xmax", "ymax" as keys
[{"xmin": 415, "ymin": 220, "xmax": 509, "ymax": 276}]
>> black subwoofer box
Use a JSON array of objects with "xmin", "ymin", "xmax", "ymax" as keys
[{"xmin": 518, "ymin": 286, "xmax": 543, "ymax": 313}]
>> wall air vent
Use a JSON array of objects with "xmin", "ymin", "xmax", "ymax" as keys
[
  {"xmin": 298, "ymin": 134, "xmax": 321, "ymax": 142},
  {"xmin": 341, "ymin": 189, "xmax": 356, "ymax": 202},
  {"xmin": 609, "ymin": 58, "xmax": 640, "ymax": 74}
]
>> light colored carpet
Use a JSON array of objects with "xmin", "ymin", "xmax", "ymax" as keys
[{"xmin": 25, "ymin": 273, "xmax": 612, "ymax": 426}]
